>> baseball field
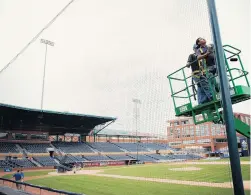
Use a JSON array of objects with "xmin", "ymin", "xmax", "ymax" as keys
[{"xmin": 3, "ymin": 158, "xmax": 250, "ymax": 195}]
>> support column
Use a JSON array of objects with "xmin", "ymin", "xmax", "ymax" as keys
[{"xmin": 207, "ymin": 1, "xmax": 244, "ymax": 194}]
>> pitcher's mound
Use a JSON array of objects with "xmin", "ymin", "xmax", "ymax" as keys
[{"xmin": 169, "ymin": 167, "xmax": 201, "ymax": 171}]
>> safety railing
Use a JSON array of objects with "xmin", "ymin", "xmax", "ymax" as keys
[
  {"xmin": 0, "ymin": 178, "xmax": 84, "ymax": 195},
  {"xmin": 167, "ymin": 45, "xmax": 249, "ymax": 112}
]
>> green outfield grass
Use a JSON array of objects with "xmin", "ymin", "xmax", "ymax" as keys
[
  {"xmin": 202, "ymin": 157, "xmax": 250, "ymax": 162},
  {"xmin": 220, "ymin": 157, "xmax": 250, "ymax": 161},
  {"xmin": 28, "ymin": 175, "xmax": 250, "ymax": 195},
  {"xmin": 102, "ymin": 163, "xmax": 250, "ymax": 183},
  {"xmin": 2, "ymin": 170, "xmax": 53, "ymax": 179}
]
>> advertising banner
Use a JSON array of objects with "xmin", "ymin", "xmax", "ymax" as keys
[{"xmin": 4, "ymin": 168, "xmax": 12, "ymax": 172}]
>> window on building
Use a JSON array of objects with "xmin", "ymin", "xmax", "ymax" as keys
[
  {"xmin": 30, "ymin": 134, "xmax": 47, "ymax": 140},
  {"xmin": 0, "ymin": 133, "xmax": 7, "ymax": 139},
  {"xmin": 215, "ymin": 139, "xmax": 228, "ymax": 143},
  {"xmin": 14, "ymin": 133, "xmax": 27, "ymax": 140},
  {"xmin": 196, "ymin": 126, "xmax": 201, "ymax": 137},
  {"xmin": 183, "ymin": 140, "xmax": 195, "ymax": 144},
  {"xmin": 188, "ymin": 118, "xmax": 194, "ymax": 124},
  {"xmin": 197, "ymin": 139, "xmax": 210, "ymax": 143},
  {"xmin": 181, "ymin": 120, "xmax": 188, "ymax": 125}
]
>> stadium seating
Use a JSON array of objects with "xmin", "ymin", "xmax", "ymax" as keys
[
  {"xmin": 52, "ymin": 142, "xmax": 94, "ymax": 153},
  {"xmin": 73, "ymin": 155, "xmax": 87, "ymax": 162},
  {"xmin": 108, "ymin": 155, "xmax": 135, "ymax": 161},
  {"xmin": 114, "ymin": 143, "xmax": 149, "ymax": 152},
  {"xmin": 0, "ymin": 143, "xmax": 19, "ymax": 153},
  {"xmin": 9, "ymin": 158, "xmax": 36, "ymax": 168},
  {"xmin": 84, "ymin": 155, "xmax": 111, "ymax": 161},
  {"xmin": 139, "ymin": 143, "xmax": 166, "ymax": 150},
  {"xmin": 0, "ymin": 160, "xmax": 12, "ymax": 168},
  {"xmin": 172, "ymin": 154, "xmax": 192, "ymax": 160},
  {"xmin": 20, "ymin": 143, "xmax": 51, "ymax": 153},
  {"xmin": 56, "ymin": 154, "xmax": 90, "ymax": 163},
  {"xmin": 127, "ymin": 154, "xmax": 156, "ymax": 162},
  {"xmin": 145, "ymin": 154, "xmax": 171, "ymax": 160},
  {"xmin": 34, "ymin": 156, "xmax": 58, "ymax": 166},
  {"xmin": 0, "ymin": 141, "xmax": 201, "ymax": 169},
  {"xmin": 156, "ymin": 143, "xmax": 173, "ymax": 150},
  {"xmin": 186, "ymin": 154, "xmax": 201, "ymax": 160},
  {"xmin": 88, "ymin": 142, "xmax": 123, "ymax": 152}
]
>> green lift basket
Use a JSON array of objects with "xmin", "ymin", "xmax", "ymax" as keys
[{"xmin": 167, "ymin": 45, "xmax": 250, "ymax": 138}]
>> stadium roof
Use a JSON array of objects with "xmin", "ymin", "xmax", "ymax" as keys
[{"xmin": 0, "ymin": 103, "xmax": 116, "ymax": 135}]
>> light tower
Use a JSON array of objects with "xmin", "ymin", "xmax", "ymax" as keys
[{"xmin": 133, "ymin": 98, "xmax": 141, "ymax": 161}]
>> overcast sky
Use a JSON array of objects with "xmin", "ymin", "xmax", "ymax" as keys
[{"xmin": 0, "ymin": 0, "xmax": 250, "ymax": 136}]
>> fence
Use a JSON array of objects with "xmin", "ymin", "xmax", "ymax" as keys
[{"xmin": 0, "ymin": 178, "xmax": 83, "ymax": 195}]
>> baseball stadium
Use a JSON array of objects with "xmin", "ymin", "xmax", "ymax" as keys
[{"xmin": 0, "ymin": 0, "xmax": 250, "ymax": 195}]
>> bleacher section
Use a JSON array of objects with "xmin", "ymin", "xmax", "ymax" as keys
[
  {"xmin": 156, "ymin": 143, "xmax": 173, "ymax": 150},
  {"xmin": 20, "ymin": 143, "xmax": 51, "ymax": 153},
  {"xmin": 146, "ymin": 154, "xmax": 171, "ymax": 160},
  {"xmin": 172, "ymin": 154, "xmax": 193, "ymax": 160},
  {"xmin": 108, "ymin": 155, "xmax": 135, "ymax": 161},
  {"xmin": 56, "ymin": 155, "xmax": 87, "ymax": 163},
  {"xmin": 88, "ymin": 142, "xmax": 122, "ymax": 152},
  {"xmin": 127, "ymin": 154, "xmax": 156, "ymax": 162},
  {"xmin": 84, "ymin": 155, "xmax": 111, "ymax": 161},
  {"xmin": 0, "ymin": 142, "xmax": 203, "ymax": 169},
  {"xmin": 114, "ymin": 143, "xmax": 149, "ymax": 152},
  {"xmin": 139, "ymin": 143, "xmax": 164, "ymax": 150},
  {"xmin": 52, "ymin": 142, "xmax": 94, "ymax": 153},
  {"xmin": 33, "ymin": 156, "xmax": 58, "ymax": 166},
  {"xmin": 0, "ymin": 160, "xmax": 11, "ymax": 168},
  {"xmin": 0, "ymin": 143, "xmax": 19, "ymax": 153},
  {"xmin": 9, "ymin": 159, "xmax": 36, "ymax": 168}
]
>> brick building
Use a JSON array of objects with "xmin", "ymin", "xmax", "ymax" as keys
[{"xmin": 166, "ymin": 113, "xmax": 250, "ymax": 152}]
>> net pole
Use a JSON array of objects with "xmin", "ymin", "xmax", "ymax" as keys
[{"xmin": 206, "ymin": 1, "xmax": 245, "ymax": 195}]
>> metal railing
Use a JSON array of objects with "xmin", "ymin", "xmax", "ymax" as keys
[
  {"xmin": 167, "ymin": 45, "xmax": 249, "ymax": 110},
  {"xmin": 0, "ymin": 178, "xmax": 84, "ymax": 195}
]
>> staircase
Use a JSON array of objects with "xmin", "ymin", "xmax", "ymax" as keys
[
  {"xmin": 50, "ymin": 143, "xmax": 64, "ymax": 155},
  {"xmin": 30, "ymin": 158, "xmax": 42, "ymax": 167},
  {"xmin": 85, "ymin": 143, "xmax": 99, "ymax": 153},
  {"xmin": 111, "ymin": 143, "xmax": 128, "ymax": 152},
  {"xmin": 16, "ymin": 144, "xmax": 28, "ymax": 157}
]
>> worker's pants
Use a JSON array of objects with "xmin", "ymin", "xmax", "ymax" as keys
[{"xmin": 193, "ymin": 74, "xmax": 213, "ymax": 104}]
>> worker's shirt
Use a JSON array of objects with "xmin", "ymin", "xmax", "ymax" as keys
[
  {"xmin": 187, "ymin": 53, "xmax": 200, "ymax": 73},
  {"xmin": 195, "ymin": 45, "xmax": 208, "ymax": 56},
  {"xmin": 13, "ymin": 173, "xmax": 22, "ymax": 181},
  {"xmin": 196, "ymin": 46, "xmax": 216, "ymax": 68}
]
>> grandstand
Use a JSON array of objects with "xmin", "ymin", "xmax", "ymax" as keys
[
  {"xmin": 20, "ymin": 143, "xmax": 51, "ymax": 153},
  {"xmin": 52, "ymin": 142, "xmax": 94, "ymax": 153},
  {"xmin": 0, "ymin": 103, "xmax": 207, "ymax": 171},
  {"xmin": 87, "ymin": 142, "xmax": 122, "ymax": 152},
  {"xmin": 0, "ymin": 143, "xmax": 19, "ymax": 153},
  {"xmin": 114, "ymin": 143, "xmax": 149, "ymax": 152}
]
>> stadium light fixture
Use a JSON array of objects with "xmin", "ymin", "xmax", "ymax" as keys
[{"xmin": 40, "ymin": 39, "xmax": 55, "ymax": 111}]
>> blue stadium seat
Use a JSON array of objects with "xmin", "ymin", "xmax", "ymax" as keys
[
  {"xmin": 0, "ymin": 143, "xmax": 19, "ymax": 153},
  {"xmin": 52, "ymin": 142, "xmax": 94, "ymax": 153},
  {"xmin": 114, "ymin": 143, "xmax": 149, "ymax": 152},
  {"xmin": 87, "ymin": 142, "xmax": 123, "ymax": 152},
  {"xmin": 20, "ymin": 143, "xmax": 51, "ymax": 153}
]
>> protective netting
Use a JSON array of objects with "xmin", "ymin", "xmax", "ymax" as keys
[{"xmin": 0, "ymin": 0, "xmax": 250, "ymax": 195}]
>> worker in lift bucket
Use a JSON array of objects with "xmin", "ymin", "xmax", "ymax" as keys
[
  {"xmin": 186, "ymin": 44, "xmax": 213, "ymax": 104},
  {"xmin": 195, "ymin": 38, "xmax": 220, "ymax": 93}
]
